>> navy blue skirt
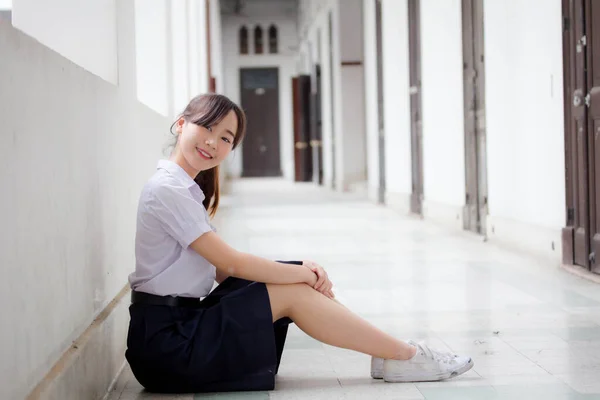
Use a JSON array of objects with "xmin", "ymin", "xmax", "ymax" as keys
[{"xmin": 125, "ymin": 261, "xmax": 299, "ymax": 394}]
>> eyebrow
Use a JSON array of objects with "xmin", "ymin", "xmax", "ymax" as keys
[{"xmin": 225, "ymin": 129, "xmax": 236, "ymax": 138}]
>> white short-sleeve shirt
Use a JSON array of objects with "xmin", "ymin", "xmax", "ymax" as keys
[{"xmin": 128, "ymin": 160, "xmax": 217, "ymax": 298}]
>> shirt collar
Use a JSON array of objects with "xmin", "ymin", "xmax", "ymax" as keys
[{"xmin": 157, "ymin": 159, "xmax": 198, "ymax": 190}]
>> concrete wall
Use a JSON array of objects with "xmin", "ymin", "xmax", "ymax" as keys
[
  {"xmin": 380, "ymin": 0, "xmax": 412, "ymax": 210},
  {"xmin": 210, "ymin": 0, "xmax": 225, "ymax": 94},
  {"xmin": 298, "ymin": 0, "xmax": 361, "ymax": 191},
  {"xmin": 339, "ymin": 0, "xmax": 367, "ymax": 189},
  {"xmin": 363, "ymin": 0, "xmax": 381, "ymax": 201},
  {"xmin": 484, "ymin": 0, "xmax": 565, "ymax": 260},
  {"xmin": 12, "ymin": 0, "xmax": 118, "ymax": 84},
  {"xmin": 134, "ymin": 0, "xmax": 212, "ymax": 118},
  {"xmin": 420, "ymin": 0, "xmax": 466, "ymax": 228},
  {"xmin": 379, "ymin": 0, "xmax": 565, "ymax": 261},
  {"xmin": 221, "ymin": 4, "xmax": 298, "ymax": 180},
  {"xmin": 134, "ymin": 0, "xmax": 171, "ymax": 116},
  {"xmin": 293, "ymin": 0, "xmax": 567, "ymax": 263},
  {"xmin": 0, "ymin": 1, "xmax": 169, "ymax": 398}
]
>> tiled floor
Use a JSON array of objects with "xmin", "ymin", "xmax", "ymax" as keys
[{"xmin": 107, "ymin": 179, "xmax": 600, "ymax": 400}]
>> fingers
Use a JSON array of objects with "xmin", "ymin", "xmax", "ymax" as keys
[
  {"xmin": 313, "ymin": 267, "xmax": 326, "ymax": 291},
  {"xmin": 303, "ymin": 261, "xmax": 335, "ymax": 297},
  {"xmin": 317, "ymin": 275, "xmax": 334, "ymax": 297}
]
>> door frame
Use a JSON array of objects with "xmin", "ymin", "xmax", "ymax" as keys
[
  {"xmin": 561, "ymin": 0, "xmax": 600, "ymax": 273},
  {"xmin": 311, "ymin": 63, "xmax": 324, "ymax": 185},
  {"xmin": 328, "ymin": 10, "xmax": 337, "ymax": 189},
  {"xmin": 408, "ymin": 0, "xmax": 424, "ymax": 215},
  {"xmin": 562, "ymin": 0, "xmax": 590, "ymax": 269},
  {"xmin": 562, "ymin": 0, "xmax": 577, "ymax": 266},
  {"xmin": 461, "ymin": 0, "xmax": 488, "ymax": 234},
  {"xmin": 292, "ymin": 75, "xmax": 313, "ymax": 181},
  {"xmin": 375, "ymin": 0, "xmax": 386, "ymax": 204},
  {"xmin": 239, "ymin": 67, "xmax": 282, "ymax": 177}
]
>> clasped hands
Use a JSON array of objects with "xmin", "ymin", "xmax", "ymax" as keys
[{"xmin": 303, "ymin": 260, "xmax": 335, "ymax": 299}]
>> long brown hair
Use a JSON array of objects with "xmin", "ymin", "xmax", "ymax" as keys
[{"xmin": 171, "ymin": 94, "xmax": 247, "ymax": 217}]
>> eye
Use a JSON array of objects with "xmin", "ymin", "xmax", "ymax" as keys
[
  {"xmin": 206, "ymin": 126, "xmax": 213, "ymax": 132},
  {"xmin": 221, "ymin": 137, "xmax": 232, "ymax": 144}
]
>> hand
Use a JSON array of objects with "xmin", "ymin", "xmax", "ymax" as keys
[{"xmin": 303, "ymin": 260, "xmax": 335, "ymax": 299}]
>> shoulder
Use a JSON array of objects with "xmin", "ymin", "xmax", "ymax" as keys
[{"xmin": 142, "ymin": 170, "xmax": 194, "ymax": 205}]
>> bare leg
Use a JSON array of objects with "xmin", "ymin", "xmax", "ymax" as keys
[{"xmin": 266, "ymin": 283, "xmax": 416, "ymax": 360}]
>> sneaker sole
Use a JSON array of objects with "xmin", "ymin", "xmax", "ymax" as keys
[
  {"xmin": 383, "ymin": 358, "xmax": 474, "ymax": 383},
  {"xmin": 371, "ymin": 368, "xmax": 384, "ymax": 379}
]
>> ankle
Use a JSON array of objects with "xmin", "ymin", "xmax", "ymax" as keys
[{"xmin": 392, "ymin": 344, "xmax": 417, "ymax": 361}]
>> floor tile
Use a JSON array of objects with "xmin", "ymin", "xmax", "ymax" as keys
[
  {"xmin": 193, "ymin": 393, "xmax": 269, "ymax": 400},
  {"xmin": 416, "ymin": 386, "xmax": 499, "ymax": 400},
  {"xmin": 107, "ymin": 180, "xmax": 600, "ymax": 400}
]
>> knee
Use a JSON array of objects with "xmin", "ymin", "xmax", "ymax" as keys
[
  {"xmin": 267, "ymin": 282, "xmax": 312, "ymax": 295},
  {"xmin": 266, "ymin": 282, "xmax": 314, "ymax": 307}
]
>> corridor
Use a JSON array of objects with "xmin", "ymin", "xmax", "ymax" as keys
[{"xmin": 108, "ymin": 180, "xmax": 600, "ymax": 400}]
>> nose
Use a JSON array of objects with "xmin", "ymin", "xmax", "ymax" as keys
[{"xmin": 205, "ymin": 138, "xmax": 216, "ymax": 149}]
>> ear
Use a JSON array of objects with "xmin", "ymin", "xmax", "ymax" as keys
[{"xmin": 175, "ymin": 118, "xmax": 185, "ymax": 134}]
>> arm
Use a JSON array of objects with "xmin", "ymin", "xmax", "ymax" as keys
[
  {"xmin": 191, "ymin": 232, "xmax": 317, "ymax": 286},
  {"xmin": 215, "ymin": 269, "xmax": 229, "ymax": 284}
]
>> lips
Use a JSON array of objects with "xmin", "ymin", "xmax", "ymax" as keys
[{"xmin": 196, "ymin": 147, "xmax": 214, "ymax": 160}]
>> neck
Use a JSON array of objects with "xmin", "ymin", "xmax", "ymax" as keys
[{"xmin": 170, "ymin": 151, "xmax": 199, "ymax": 179}]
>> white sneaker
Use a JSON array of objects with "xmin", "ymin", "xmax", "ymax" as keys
[
  {"xmin": 383, "ymin": 341, "xmax": 474, "ymax": 382},
  {"xmin": 371, "ymin": 356, "xmax": 384, "ymax": 379}
]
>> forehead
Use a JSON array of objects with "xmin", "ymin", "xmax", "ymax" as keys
[{"xmin": 215, "ymin": 110, "xmax": 238, "ymax": 129}]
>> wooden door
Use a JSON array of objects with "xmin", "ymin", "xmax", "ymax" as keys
[
  {"xmin": 292, "ymin": 75, "xmax": 313, "ymax": 181},
  {"xmin": 376, "ymin": 0, "xmax": 386, "ymax": 204},
  {"xmin": 562, "ymin": 0, "xmax": 600, "ymax": 273},
  {"xmin": 310, "ymin": 64, "xmax": 324, "ymax": 185},
  {"xmin": 588, "ymin": 0, "xmax": 600, "ymax": 273},
  {"xmin": 408, "ymin": 0, "xmax": 424, "ymax": 215},
  {"xmin": 462, "ymin": 0, "xmax": 488, "ymax": 234},
  {"xmin": 240, "ymin": 68, "xmax": 282, "ymax": 177}
]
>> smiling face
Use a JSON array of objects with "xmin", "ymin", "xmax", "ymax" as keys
[{"xmin": 172, "ymin": 110, "xmax": 239, "ymax": 178}]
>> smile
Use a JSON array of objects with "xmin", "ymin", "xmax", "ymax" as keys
[{"xmin": 196, "ymin": 148, "xmax": 214, "ymax": 160}]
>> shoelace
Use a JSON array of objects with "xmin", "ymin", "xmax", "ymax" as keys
[{"xmin": 412, "ymin": 341, "xmax": 457, "ymax": 364}]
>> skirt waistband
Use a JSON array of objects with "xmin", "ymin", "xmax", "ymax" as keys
[{"xmin": 131, "ymin": 290, "xmax": 203, "ymax": 308}]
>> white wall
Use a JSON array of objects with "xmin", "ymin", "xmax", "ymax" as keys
[
  {"xmin": 0, "ymin": 2, "xmax": 169, "ymax": 397},
  {"xmin": 339, "ymin": 0, "xmax": 363, "ymax": 61},
  {"xmin": 12, "ymin": 0, "xmax": 118, "ymax": 84},
  {"xmin": 363, "ymin": 0, "xmax": 381, "ymax": 201},
  {"xmin": 340, "ymin": 66, "xmax": 367, "ymax": 185},
  {"xmin": 189, "ymin": 0, "xmax": 201, "ymax": 97},
  {"xmin": 297, "ymin": 1, "xmax": 338, "ymax": 188},
  {"xmin": 210, "ymin": 0, "xmax": 225, "ymax": 93},
  {"xmin": 221, "ymin": 12, "xmax": 298, "ymax": 180},
  {"xmin": 319, "ymin": 16, "xmax": 335, "ymax": 189},
  {"xmin": 134, "ymin": 0, "xmax": 211, "ymax": 118},
  {"xmin": 339, "ymin": 0, "xmax": 367, "ymax": 188},
  {"xmin": 381, "ymin": 0, "xmax": 412, "ymax": 208},
  {"xmin": 298, "ymin": 0, "xmax": 362, "ymax": 192},
  {"xmin": 0, "ymin": 0, "xmax": 11, "ymax": 9},
  {"xmin": 172, "ymin": 1, "xmax": 191, "ymax": 115},
  {"xmin": 134, "ymin": 0, "xmax": 170, "ymax": 116},
  {"xmin": 484, "ymin": 0, "xmax": 565, "ymax": 258},
  {"xmin": 420, "ymin": 0, "xmax": 466, "ymax": 226}
]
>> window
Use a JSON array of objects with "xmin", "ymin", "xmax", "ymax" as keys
[
  {"xmin": 239, "ymin": 26, "xmax": 248, "ymax": 55},
  {"xmin": 268, "ymin": 25, "xmax": 278, "ymax": 54},
  {"xmin": 254, "ymin": 25, "xmax": 263, "ymax": 54}
]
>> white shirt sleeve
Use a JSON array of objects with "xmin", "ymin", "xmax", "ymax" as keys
[{"xmin": 146, "ymin": 182, "xmax": 214, "ymax": 248}]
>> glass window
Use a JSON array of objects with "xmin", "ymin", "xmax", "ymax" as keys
[
  {"xmin": 254, "ymin": 25, "xmax": 264, "ymax": 54},
  {"xmin": 268, "ymin": 25, "xmax": 278, "ymax": 54},
  {"xmin": 239, "ymin": 26, "xmax": 248, "ymax": 55}
]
